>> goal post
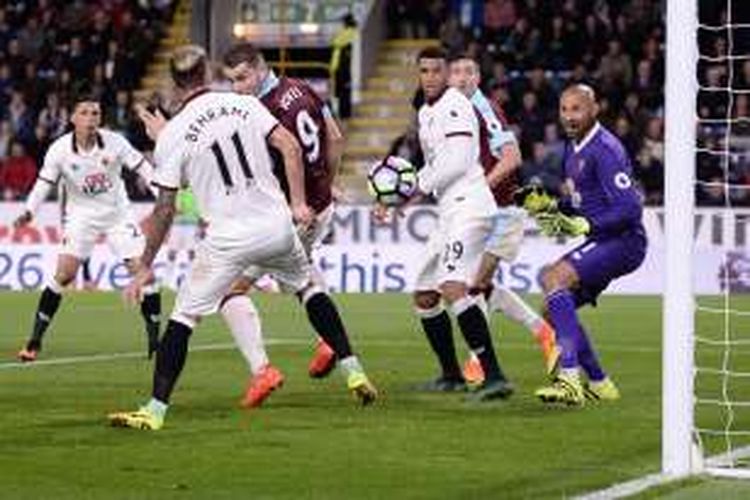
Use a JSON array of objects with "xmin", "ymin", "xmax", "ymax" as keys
[{"xmin": 663, "ymin": 0, "xmax": 698, "ymax": 478}]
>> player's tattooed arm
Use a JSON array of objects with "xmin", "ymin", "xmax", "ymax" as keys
[{"xmin": 141, "ymin": 187, "xmax": 177, "ymax": 267}]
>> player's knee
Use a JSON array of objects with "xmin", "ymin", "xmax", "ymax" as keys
[
  {"xmin": 227, "ymin": 277, "xmax": 252, "ymax": 296},
  {"xmin": 475, "ymin": 253, "xmax": 499, "ymax": 288},
  {"xmin": 171, "ymin": 311, "xmax": 200, "ymax": 329},
  {"xmin": 54, "ymin": 261, "xmax": 79, "ymax": 287},
  {"xmin": 541, "ymin": 261, "xmax": 577, "ymax": 294},
  {"xmin": 297, "ymin": 282, "xmax": 326, "ymax": 305},
  {"xmin": 439, "ymin": 281, "xmax": 468, "ymax": 304},
  {"xmin": 123, "ymin": 258, "xmax": 140, "ymax": 275},
  {"xmin": 54, "ymin": 272, "xmax": 75, "ymax": 288},
  {"xmin": 413, "ymin": 290, "xmax": 440, "ymax": 310},
  {"xmin": 542, "ymin": 263, "xmax": 569, "ymax": 293}
]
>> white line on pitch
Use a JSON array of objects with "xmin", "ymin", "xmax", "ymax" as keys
[
  {"xmin": 0, "ymin": 339, "xmax": 305, "ymax": 370},
  {"xmin": 0, "ymin": 337, "xmax": 664, "ymax": 372}
]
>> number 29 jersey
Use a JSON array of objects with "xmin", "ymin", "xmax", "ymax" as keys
[
  {"xmin": 153, "ymin": 90, "xmax": 292, "ymax": 243},
  {"xmin": 260, "ymin": 77, "xmax": 332, "ymax": 213}
]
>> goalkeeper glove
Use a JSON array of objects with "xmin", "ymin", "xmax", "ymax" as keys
[
  {"xmin": 514, "ymin": 185, "xmax": 557, "ymax": 215},
  {"xmin": 536, "ymin": 212, "xmax": 591, "ymax": 237}
]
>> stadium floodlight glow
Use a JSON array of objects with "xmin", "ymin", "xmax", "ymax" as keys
[
  {"xmin": 233, "ymin": 23, "xmax": 245, "ymax": 38},
  {"xmin": 299, "ymin": 23, "xmax": 320, "ymax": 35}
]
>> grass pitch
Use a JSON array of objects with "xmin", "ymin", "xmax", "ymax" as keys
[{"xmin": 1, "ymin": 291, "xmax": 749, "ymax": 499}]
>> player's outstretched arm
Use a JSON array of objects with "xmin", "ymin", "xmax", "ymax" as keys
[
  {"xmin": 268, "ymin": 124, "xmax": 314, "ymax": 227},
  {"xmin": 15, "ymin": 178, "xmax": 54, "ymax": 227}
]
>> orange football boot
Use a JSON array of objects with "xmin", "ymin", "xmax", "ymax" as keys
[
  {"xmin": 241, "ymin": 364, "xmax": 284, "ymax": 408},
  {"xmin": 308, "ymin": 338, "xmax": 336, "ymax": 378}
]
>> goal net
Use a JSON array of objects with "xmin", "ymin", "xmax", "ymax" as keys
[{"xmin": 665, "ymin": 0, "xmax": 750, "ymax": 479}]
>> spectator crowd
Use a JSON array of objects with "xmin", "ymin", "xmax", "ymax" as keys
[
  {"xmin": 387, "ymin": 0, "xmax": 750, "ymax": 206},
  {"xmin": 0, "ymin": 0, "xmax": 175, "ymax": 201},
  {"xmin": 2, "ymin": 1, "xmax": 750, "ymax": 207}
]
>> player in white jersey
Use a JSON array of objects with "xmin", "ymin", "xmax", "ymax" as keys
[
  {"xmin": 377, "ymin": 47, "xmax": 513, "ymax": 401},
  {"xmin": 13, "ymin": 90, "xmax": 162, "ymax": 362},
  {"xmin": 108, "ymin": 46, "xmax": 376, "ymax": 431},
  {"xmin": 448, "ymin": 54, "xmax": 560, "ymax": 382}
]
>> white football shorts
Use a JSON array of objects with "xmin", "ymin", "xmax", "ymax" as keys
[
  {"xmin": 484, "ymin": 205, "xmax": 526, "ymax": 262},
  {"xmin": 172, "ymin": 226, "xmax": 309, "ymax": 326},
  {"xmin": 61, "ymin": 213, "xmax": 145, "ymax": 261},
  {"xmin": 414, "ymin": 211, "xmax": 493, "ymax": 291}
]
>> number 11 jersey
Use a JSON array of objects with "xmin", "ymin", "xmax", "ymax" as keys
[{"xmin": 153, "ymin": 90, "xmax": 292, "ymax": 243}]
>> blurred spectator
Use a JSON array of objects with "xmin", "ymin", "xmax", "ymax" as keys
[
  {"xmin": 613, "ymin": 115, "xmax": 640, "ymax": 157},
  {"xmin": 0, "ymin": 140, "xmax": 37, "ymax": 200},
  {"xmin": 107, "ymin": 90, "xmax": 134, "ymax": 134},
  {"xmin": 6, "ymin": 38, "xmax": 28, "ymax": 81},
  {"xmin": 598, "ymin": 39, "xmax": 632, "ymax": 100},
  {"xmin": 698, "ymin": 176, "xmax": 727, "ymax": 206},
  {"xmin": 636, "ymin": 117, "xmax": 664, "ymax": 204},
  {"xmin": 516, "ymin": 91, "xmax": 545, "ymax": 156},
  {"xmin": 7, "ymin": 90, "xmax": 34, "ymax": 144},
  {"xmin": 484, "ymin": 0, "xmax": 517, "ymax": 41},
  {"xmin": 0, "ymin": 120, "xmax": 13, "ymax": 160},
  {"xmin": 28, "ymin": 123, "xmax": 51, "ymax": 166},
  {"xmin": 520, "ymin": 142, "xmax": 563, "ymax": 192},
  {"xmin": 38, "ymin": 92, "xmax": 69, "ymax": 140}
]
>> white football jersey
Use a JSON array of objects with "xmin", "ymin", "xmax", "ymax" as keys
[
  {"xmin": 152, "ymin": 90, "xmax": 292, "ymax": 242},
  {"xmin": 39, "ymin": 129, "xmax": 145, "ymax": 224},
  {"xmin": 417, "ymin": 87, "xmax": 495, "ymax": 216}
]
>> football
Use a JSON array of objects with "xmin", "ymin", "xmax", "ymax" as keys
[{"xmin": 367, "ymin": 156, "xmax": 418, "ymax": 206}]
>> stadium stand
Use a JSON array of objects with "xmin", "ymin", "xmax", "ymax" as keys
[
  {"xmin": 0, "ymin": 0, "xmax": 177, "ymax": 200},
  {"xmin": 384, "ymin": 0, "xmax": 669, "ymax": 205},
  {"xmin": 4, "ymin": 0, "xmax": 749, "ymax": 207}
]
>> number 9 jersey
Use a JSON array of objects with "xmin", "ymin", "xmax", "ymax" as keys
[
  {"xmin": 152, "ymin": 90, "xmax": 292, "ymax": 243},
  {"xmin": 259, "ymin": 76, "xmax": 332, "ymax": 214}
]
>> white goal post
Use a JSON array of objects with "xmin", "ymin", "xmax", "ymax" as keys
[
  {"xmin": 663, "ymin": 0, "xmax": 698, "ymax": 479},
  {"xmin": 664, "ymin": 0, "xmax": 750, "ymax": 480}
]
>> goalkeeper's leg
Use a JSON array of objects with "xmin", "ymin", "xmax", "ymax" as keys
[
  {"xmin": 18, "ymin": 255, "xmax": 78, "ymax": 362},
  {"xmin": 534, "ymin": 261, "xmax": 586, "ymax": 406}
]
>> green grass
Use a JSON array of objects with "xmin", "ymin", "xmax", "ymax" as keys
[{"xmin": 0, "ymin": 291, "xmax": 748, "ymax": 499}]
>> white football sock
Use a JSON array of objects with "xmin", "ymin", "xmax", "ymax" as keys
[
  {"xmin": 220, "ymin": 295, "xmax": 268, "ymax": 375},
  {"xmin": 339, "ymin": 355, "xmax": 364, "ymax": 379},
  {"xmin": 489, "ymin": 285, "xmax": 544, "ymax": 334},
  {"xmin": 165, "ymin": 256, "xmax": 178, "ymax": 290}
]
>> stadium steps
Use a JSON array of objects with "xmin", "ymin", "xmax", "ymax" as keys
[
  {"xmin": 133, "ymin": 0, "xmax": 192, "ymax": 103},
  {"xmin": 340, "ymin": 38, "xmax": 437, "ymax": 201}
]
